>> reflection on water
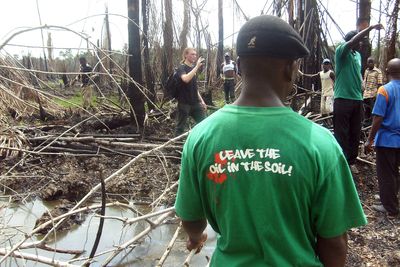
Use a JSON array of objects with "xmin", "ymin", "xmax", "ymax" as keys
[{"xmin": 0, "ymin": 198, "xmax": 216, "ymax": 266}]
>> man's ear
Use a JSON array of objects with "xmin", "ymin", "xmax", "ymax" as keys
[{"xmin": 283, "ymin": 60, "xmax": 297, "ymax": 82}]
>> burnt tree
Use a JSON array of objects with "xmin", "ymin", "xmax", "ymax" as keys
[
  {"xmin": 216, "ymin": 0, "xmax": 223, "ymax": 79},
  {"xmin": 127, "ymin": 0, "xmax": 145, "ymax": 129},
  {"xmin": 358, "ymin": 0, "xmax": 371, "ymax": 73},
  {"xmin": 104, "ymin": 6, "xmax": 113, "ymax": 76},
  {"xmin": 386, "ymin": 0, "xmax": 399, "ymax": 62},
  {"xmin": 179, "ymin": 0, "xmax": 190, "ymax": 53},
  {"xmin": 142, "ymin": 0, "xmax": 156, "ymax": 110},
  {"xmin": 162, "ymin": 0, "xmax": 173, "ymax": 86}
]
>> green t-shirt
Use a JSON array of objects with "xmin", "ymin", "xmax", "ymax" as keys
[
  {"xmin": 334, "ymin": 42, "xmax": 363, "ymax": 100},
  {"xmin": 175, "ymin": 105, "xmax": 367, "ymax": 267}
]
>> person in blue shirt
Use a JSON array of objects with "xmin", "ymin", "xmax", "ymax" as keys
[{"xmin": 365, "ymin": 58, "xmax": 400, "ymax": 218}]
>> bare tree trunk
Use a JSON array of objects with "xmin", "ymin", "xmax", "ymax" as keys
[
  {"xmin": 46, "ymin": 32, "xmax": 54, "ymax": 79},
  {"xmin": 274, "ymin": 0, "xmax": 284, "ymax": 17},
  {"xmin": 296, "ymin": 0, "xmax": 304, "ymax": 31},
  {"xmin": 288, "ymin": 0, "xmax": 295, "ymax": 27},
  {"xmin": 387, "ymin": 0, "xmax": 399, "ymax": 62},
  {"xmin": 127, "ymin": 0, "xmax": 145, "ymax": 129},
  {"xmin": 216, "ymin": 0, "xmax": 223, "ymax": 79},
  {"xmin": 191, "ymin": 0, "xmax": 206, "ymax": 52},
  {"xmin": 377, "ymin": 0, "xmax": 382, "ymax": 61},
  {"xmin": 105, "ymin": 5, "xmax": 113, "ymax": 75},
  {"xmin": 179, "ymin": 0, "xmax": 190, "ymax": 54},
  {"xmin": 47, "ymin": 33, "xmax": 53, "ymax": 62},
  {"xmin": 162, "ymin": 0, "xmax": 173, "ymax": 86},
  {"xmin": 303, "ymin": 0, "xmax": 319, "ymax": 91},
  {"xmin": 358, "ymin": 0, "xmax": 371, "ymax": 73},
  {"xmin": 203, "ymin": 32, "xmax": 213, "ymax": 105},
  {"xmin": 142, "ymin": 0, "xmax": 156, "ymax": 110}
]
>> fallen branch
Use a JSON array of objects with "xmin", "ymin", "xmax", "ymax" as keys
[
  {"xmin": 0, "ymin": 132, "xmax": 188, "ymax": 264},
  {"xmin": 101, "ymin": 210, "xmax": 175, "ymax": 266},
  {"xmin": 183, "ymin": 249, "xmax": 197, "ymax": 267},
  {"xmin": 156, "ymin": 222, "xmax": 182, "ymax": 267},
  {"xmin": 151, "ymin": 181, "xmax": 178, "ymax": 207},
  {"xmin": 357, "ymin": 157, "xmax": 376, "ymax": 166},
  {"xmin": 0, "ymin": 248, "xmax": 79, "ymax": 267}
]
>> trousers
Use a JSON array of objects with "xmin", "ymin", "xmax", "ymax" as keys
[
  {"xmin": 376, "ymin": 147, "xmax": 400, "ymax": 215},
  {"xmin": 224, "ymin": 80, "xmax": 235, "ymax": 104},
  {"xmin": 333, "ymin": 98, "xmax": 363, "ymax": 165},
  {"xmin": 175, "ymin": 103, "xmax": 206, "ymax": 136}
]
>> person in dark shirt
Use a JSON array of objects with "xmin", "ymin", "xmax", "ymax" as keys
[
  {"xmin": 72, "ymin": 57, "xmax": 94, "ymax": 109},
  {"xmin": 175, "ymin": 48, "xmax": 207, "ymax": 136}
]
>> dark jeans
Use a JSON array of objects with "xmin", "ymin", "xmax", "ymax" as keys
[
  {"xmin": 363, "ymin": 97, "xmax": 375, "ymax": 126},
  {"xmin": 376, "ymin": 147, "xmax": 400, "ymax": 215},
  {"xmin": 224, "ymin": 80, "xmax": 235, "ymax": 103},
  {"xmin": 333, "ymin": 98, "xmax": 363, "ymax": 165},
  {"xmin": 175, "ymin": 103, "xmax": 206, "ymax": 136}
]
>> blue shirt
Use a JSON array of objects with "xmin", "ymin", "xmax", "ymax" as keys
[{"xmin": 372, "ymin": 80, "xmax": 400, "ymax": 148}]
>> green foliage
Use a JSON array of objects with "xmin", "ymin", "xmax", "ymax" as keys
[{"xmin": 54, "ymin": 91, "xmax": 84, "ymax": 108}]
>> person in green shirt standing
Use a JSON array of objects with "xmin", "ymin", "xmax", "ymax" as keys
[
  {"xmin": 175, "ymin": 15, "xmax": 367, "ymax": 267},
  {"xmin": 333, "ymin": 24, "xmax": 383, "ymax": 168}
]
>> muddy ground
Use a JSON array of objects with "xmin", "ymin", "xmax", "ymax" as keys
[{"xmin": 1, "ymin": 111, "xmax": 400, "ymax": 266}]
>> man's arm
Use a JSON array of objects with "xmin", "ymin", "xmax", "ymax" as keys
[
  {"xmin": 298, "ymin": 70, "xmax": 319, "ymax": 78},
  {"xmin": 197, "ymin": 90, "xmax": 207, "ymax": 110},
  {"xmin": 346, "ymin": 24, "xmax": 383, "ymax": 50},
  {"xmin": 181, "ymin": 57, "xmax": 204, "ymax": 84},
  {"xmin": 329, "ymin": 71, "xmax": 335, "ymax": 82},
  {"xmin": 364, "ymin": 115, "xmax": 384, "ymax": 153},
  {"xmin": 316, "ymin": 233, "xmax": 348, "ymax": 267},
  {"xmin": 181, "ymin": 219, "xmax": 208, "ymax": 253}
]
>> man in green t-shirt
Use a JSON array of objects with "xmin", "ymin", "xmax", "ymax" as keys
[
  {"xmin": 175, "ymin": 15, "xmax": 367, "ymax": 267},
  {"xmin": 333, "ymin": 24, "xmax": 383, "ymax": 167}
]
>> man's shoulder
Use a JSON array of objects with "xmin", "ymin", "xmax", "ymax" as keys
[
  {"xmin": 373, "ymin": 67, "xmax": 383, "ymax": 74},
  {"xmin": 335, "ymin": 42, "xmax": 347, "ymax": 52}
]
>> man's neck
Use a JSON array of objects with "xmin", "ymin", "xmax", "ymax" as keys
[{"xmin": 234, "ymin": 81, "xmax": 285, "ymax": 108}]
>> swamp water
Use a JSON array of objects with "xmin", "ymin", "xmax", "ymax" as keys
[{"xmin": 0, "ymin": 198, "xmax": 216, "ymax": 266}]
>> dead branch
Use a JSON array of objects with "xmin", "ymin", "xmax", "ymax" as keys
[
  {"xmin": 0, "ymin": 132, "xmax": 188, "ymax": 264},
  {"xmin": 156, "ymin": 222, "xmax": 182, "ymax": 267},
  {"xmin": 101, "ymin": 210, "xmax": 175, "ymax": 266},
  {"xmin": 151, "ymin": 181, "xmax": 178, "ymax": 207},
  {"xmin": 125, "ymin": 206, "xmax": 175, "ymax": 225},
  {"xmin": 183, "ymin": 249, "xmax": 197, "ymax": 266},
  {"xmin": 0, "ymin": 248, "xmax": 79, "ymax": 267}
]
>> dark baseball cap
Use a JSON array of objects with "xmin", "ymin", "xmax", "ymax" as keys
[
  {"xmin": 236, "ymin": 15, "xmax": 309, "ymax": 59},
  {"xmin": 344, "ymin": 30, "xmax": 358, "ymax": 41}
]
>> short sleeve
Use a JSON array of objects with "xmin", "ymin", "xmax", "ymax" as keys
[
  {"xmin": 311, "ymin": 149, "xmax": 367, "ymax": 238},
  {"xmin": 176, "ymin": 64, "xmax": 186, "ymax": 81},
  {"xmin": 372, "ymin": 86, "xmax": 388, "ymax": 117},
  {"xmin": 175, "ymin": 137, "xmax": 205, "ymax": 221},
  {"xmin": 334, "ymin": 43, "xmax": 349, "ymax": 73}
]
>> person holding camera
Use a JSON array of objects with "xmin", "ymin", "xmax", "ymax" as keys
[{"xmin": 175, "ymin": 48, "xmax": 207, "ymax": 136}]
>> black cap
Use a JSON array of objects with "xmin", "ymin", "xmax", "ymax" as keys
[
  {"xmin": 236, "ymin": 15, "xmax": 309, "ymax": 59},
  {"xmin": 344, "ymin": 30, "xmax": 358, "ymax": 41}
]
